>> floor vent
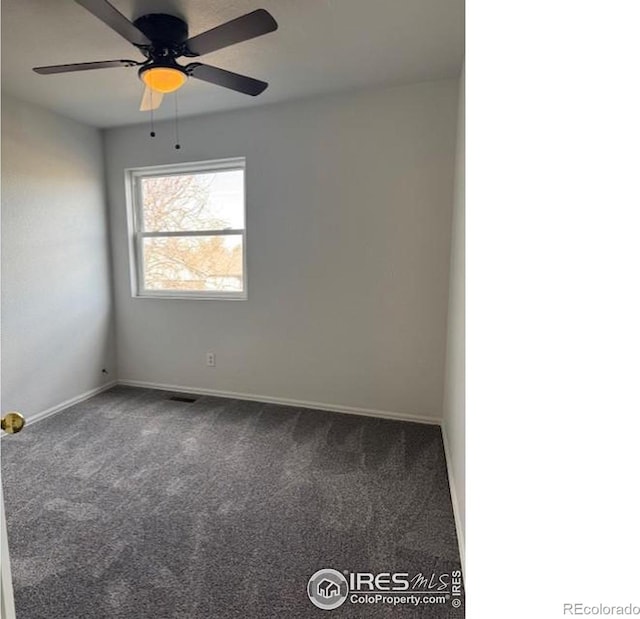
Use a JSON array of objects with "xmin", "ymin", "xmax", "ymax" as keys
[{"xmin": 168, "ymin": 395, "xmax": 198, "ymax": 403}]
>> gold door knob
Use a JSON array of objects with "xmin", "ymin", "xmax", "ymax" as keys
[{"xmin": 1, "ymin": 412, "xmax": 25, "ymax": 434}]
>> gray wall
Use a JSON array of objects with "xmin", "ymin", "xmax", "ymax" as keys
[
  {"xmin": 443, "ymin": 66, "xmax": 465, "ymax": 546},
  {"xmin": 1, "ymin": 95, "xmax": 115, "ymax": 419},
  {"xmin": 104, "ymin": 80, "xmax": 458, "ymax": 420}
]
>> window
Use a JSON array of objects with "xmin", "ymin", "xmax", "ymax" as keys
[{"xmin": 126, "ymin": 158, "xmax": 247, "ymax": 300}]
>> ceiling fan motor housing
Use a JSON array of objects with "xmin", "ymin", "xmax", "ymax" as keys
[{"xmin": 133, "ymin": 14, "xmax": 189, "ymax": 50}]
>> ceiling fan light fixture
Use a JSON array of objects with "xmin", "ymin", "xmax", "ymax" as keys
[{"xmin": 140, "ymin": 66, "xmax": 187, "ymax": 94}]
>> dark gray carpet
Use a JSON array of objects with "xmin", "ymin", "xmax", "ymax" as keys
[{"xmin": 2, "ymin": 386, "xmax": 464, "ymax": 618}]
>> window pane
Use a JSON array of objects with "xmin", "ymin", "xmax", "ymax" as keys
[
  {"xmin": 141, "ymin": 169, "xmax": 244, "ymax": 232},
  {"xmin": 142, "ymin": 235, "xmax": 244, "ymax": 292}
]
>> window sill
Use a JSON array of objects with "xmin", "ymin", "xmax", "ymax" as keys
[{"xmin": 133, "ymin": 291, "xmax": 247, "ymax": 301}]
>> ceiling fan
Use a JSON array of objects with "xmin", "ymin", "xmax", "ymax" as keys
[{"xmin": 33, "ymin": 0, "xmax": 278, "ymax": 111}]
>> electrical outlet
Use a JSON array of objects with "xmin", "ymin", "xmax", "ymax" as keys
[{"xmin": 206, "ymin": 353, "xmax": 215, "ymax": 367}]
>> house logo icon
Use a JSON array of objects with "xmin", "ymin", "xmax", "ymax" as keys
[
  {"xmin": 318, "ymin": 579, "xmax": 340, "ymax": 598},
  {"xmin": 307, "ymin": 569, "xmax": 349, "ymax": 610}
]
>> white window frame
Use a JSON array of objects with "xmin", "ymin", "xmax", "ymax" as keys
[{"xmin": 125, "ymin": 157, "xmax": 247, "ymax": 300}]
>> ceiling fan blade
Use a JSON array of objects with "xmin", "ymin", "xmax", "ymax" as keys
[
  {"xmin": 187, "ymin": 63, "xmax": 268, "ymax": 96},
  {"xmin": 140, "ymin": 86, "xmax": 164, "ymax": 111},
  {"xmin": 33, "ymin": 59, "xmax": 139, "ymax": 75},
  {"xmin": 74, "ymin": 0, "xmax": 151, "ymax": 46},
  {"xmin": 185, "ymin": 9, "xmax": 277, "ymax": 56}
]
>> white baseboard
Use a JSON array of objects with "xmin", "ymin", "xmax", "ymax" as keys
[
  {"xmin": 441, "ymin": 423, "xmax": 465, "ymax": 570},
  {"xmin": 1, "ymin": 381, "xmax": 118, "ymax": 435},
  {"xmin": 116, "ymin": 379, "xmax": 441, "ymax": 426}
]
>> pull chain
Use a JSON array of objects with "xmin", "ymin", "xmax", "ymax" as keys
[
  {"xmin": 174, "ymin": 91, "xmax": 181, "ymax": 150},
  {"xmin": 149, "ymin": 92, "xmax": 156, "ymax": 138}
]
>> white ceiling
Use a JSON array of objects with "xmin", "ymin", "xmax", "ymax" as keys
[{"xmin": 1, "ymin": 0, "xmax": 464, "ymax": 128}]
